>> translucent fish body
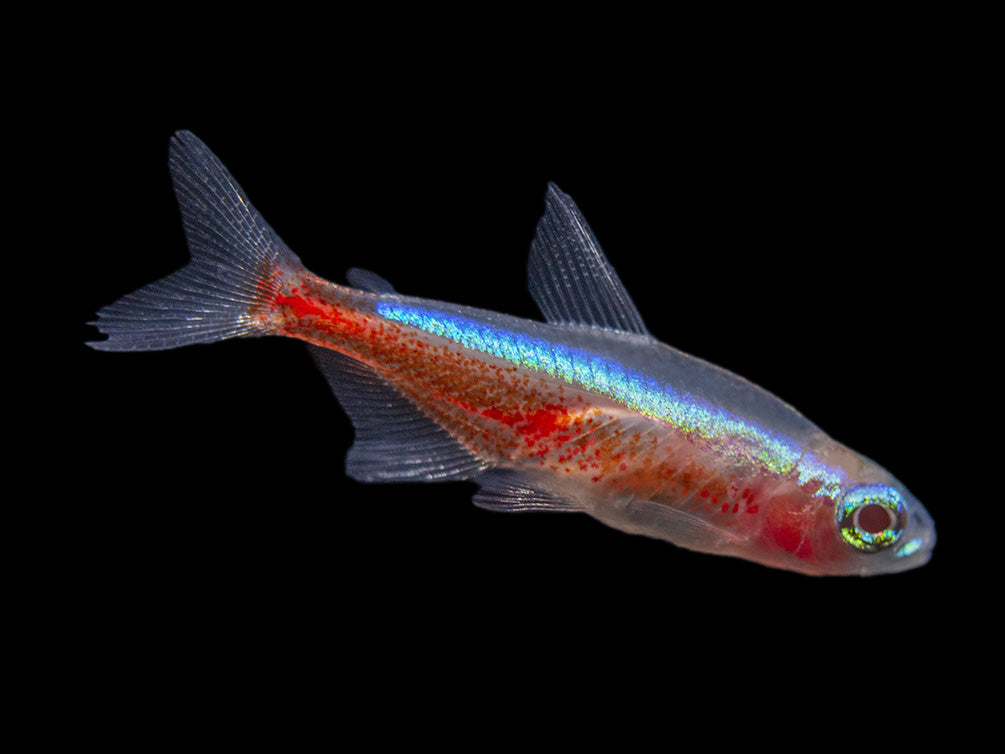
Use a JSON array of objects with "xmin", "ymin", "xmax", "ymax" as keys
[{"xmin": 89, "ymin": 132, "xmax": 936, "ymax": 576}]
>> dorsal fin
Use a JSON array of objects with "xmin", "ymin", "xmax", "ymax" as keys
[
  {"xmin": 527, "ymin": 183, "xmax": 649, "ymax": 336},
  {"xmin": 346, "ymin": 267, "xmax": 396, "ymax": 294}
]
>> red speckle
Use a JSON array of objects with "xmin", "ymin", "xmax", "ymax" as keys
[
  {"xmin": 276, "ymin": 292, "xmax": 327, "ymax": 320},
  {"xmin": 479, "ymin": 406, "xmax": 512, "ymax": 425},
  {"xmin": 524, "ymin": 407, "xmax": 565, "ymax": 437},
  {"xmin": 619, "ymin": 463, "xmax": 627, "ymax": 472},
  {"xmin": 480, "ymin": 404, "xmax": 568, "ymax": 444}
]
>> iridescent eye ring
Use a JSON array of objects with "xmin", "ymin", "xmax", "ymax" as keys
[{"xmin": 836, "ymin": 484, "xmax": 906, "ymax": 553}]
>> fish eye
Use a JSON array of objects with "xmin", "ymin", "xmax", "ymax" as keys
[{"xmin": 836, "ymin": 484, "xmax": 907, "ymax": 553}]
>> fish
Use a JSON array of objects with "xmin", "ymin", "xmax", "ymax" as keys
[{"xmin": 89, "ymin": 130, "xmax": 936, "ymax": 576}]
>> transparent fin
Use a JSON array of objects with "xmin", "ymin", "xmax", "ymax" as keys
[
  {"xmin": 309, "ymin": 345, "xmax": 489, "ymax": 482},
  {"xmin": 527, "ymin": 183, "xmax": 649, "ymax": 336},
  {"xmin": 472, "ymin": 469, "xmax": 581, "ymax": 513},
  {"xmin": 88, "ymin": 130, "xmax": 300, "ymax": 351},
  {"xmin": 619, "ymin": 498, "xmax": 746, "ymax": 550},
  {"xmin": 346, "ymin": 267, "xmax": 396, "ymax": 294}
]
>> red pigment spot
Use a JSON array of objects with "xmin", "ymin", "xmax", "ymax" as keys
[
  {"xmin": 525, "ymin": 407, "xmax": 565, "ymax": 437},
  {"xmin": 480, "ymin": 404, "xmax": 568, "ymax": 443},
  {"xmin": 276, "ymin": 292, "xmax": 327, "ymax": 320},
  {"xmin": 480, "ymin": 407, "xmax": 515, "ymax": 425}
]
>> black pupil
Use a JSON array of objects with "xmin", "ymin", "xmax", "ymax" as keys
[{"xmin": 858, "ymin": 504, "xmax": 892, "ymax": 534}]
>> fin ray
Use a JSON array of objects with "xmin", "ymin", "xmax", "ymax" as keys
[
  {"xmin": 89, "ymin": 130, "xmax": 299, "ymax": 351},
  {"xmin": 473, "ymin": 469, "xmax": 581, "ymax": 513},
  {"xmin": 309, "ymin": 346, "xmax": 489, "ymax": 482},
  {"xmin": 527, "ymin": 184, "xmax": 649, "ymax": 336},
  {"xmin": 346, "ymin": 267, "xmax": 396, "ymax": 294}
]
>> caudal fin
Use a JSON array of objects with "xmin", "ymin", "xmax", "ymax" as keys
[{"xmin": 88, "ymin": 131, "xmax": 301, "ymax": 351}]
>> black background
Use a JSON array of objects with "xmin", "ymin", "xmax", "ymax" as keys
[{"xmin": 33, "ymin": 21, "xmax": 990, "ymax": 745}]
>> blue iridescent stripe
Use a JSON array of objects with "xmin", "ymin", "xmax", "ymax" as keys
[{"xmin": 376, "ymin": 301, "xmax": 845, "ymax": 496}]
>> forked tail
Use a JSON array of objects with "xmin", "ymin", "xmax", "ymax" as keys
[{"xmin": 89, "ymin": 131, "xmax": 301, "ymax": 351}]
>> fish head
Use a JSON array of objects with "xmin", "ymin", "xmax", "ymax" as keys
[
  {"xmin": 790, "ymin": 437, "xmax": 938, "ymax": 575},
  {"xmin": 753, "ymin": 440, "xmax": 937, "ymax": 576},
  {"xmin": 826, "ymin": 478, "xmax": 936, "ymax": 576}
]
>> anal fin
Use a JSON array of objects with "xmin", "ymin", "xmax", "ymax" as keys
[{"xmin": 309, "ymin": 345, "xmax": 489, "ymax": 482}]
